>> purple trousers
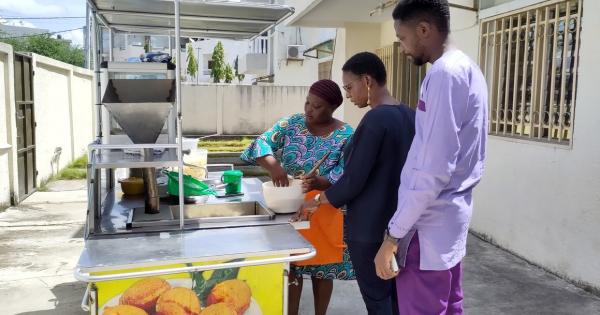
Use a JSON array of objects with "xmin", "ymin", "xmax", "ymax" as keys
[{"xmin": 395, "ymin": 233, "xmax": 464, "ymax": 315}]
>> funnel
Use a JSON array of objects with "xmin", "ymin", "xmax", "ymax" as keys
[
  {"xmin": 102, "ymin": 79, "xmax": 175, "ymax": 144},
  {"xmin": 102, "ymin": 79, "xmax": 176, "ymax": 214}
]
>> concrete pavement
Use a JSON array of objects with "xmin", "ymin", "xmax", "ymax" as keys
[{"xmin": 1, "ymin": 180, "xmax": 599, "ymax": 314}]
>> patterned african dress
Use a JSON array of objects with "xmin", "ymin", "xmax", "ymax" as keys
[{"xmin": 240, "ymin": 113, "xmax": 356, "ymax": 280}]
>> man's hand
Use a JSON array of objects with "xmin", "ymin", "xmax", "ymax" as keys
[{"xmin": 374, "ymin": 239, "xmax": 400, "ymax": 280}]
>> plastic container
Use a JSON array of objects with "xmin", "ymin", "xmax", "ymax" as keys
[
  {"xmin": 119, "ymin": 177, "xmax": 145, "ymax": 195},
  {"xmin": 183, "ymin": 148, "xmax": 208, "ymax": 179},
  {"xmin": 262, "ymin": 179, "xmax": 305, "ymax": 214},
  {"xmin": 222, "ymin": 170, "xmax": 243, "ymax": 194},
  {"xmin": 166, "ymin": 171, "xmax": 214, "ymax": 197},
  {"xmin": 180, "ymin": 137, "xmax": 199, "ymax": 152}
]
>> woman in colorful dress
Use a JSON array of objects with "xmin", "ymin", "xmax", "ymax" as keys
[{"xmin": 240, "ymin": 79, "xmax": 355, "ymax": 315}]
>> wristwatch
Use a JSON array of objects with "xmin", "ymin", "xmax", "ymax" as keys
[
  {"xmin": 314, "ymin": 193, "xmax": 322, "ymax": 206},
  {"xmin": 383, "ymin": 228, "xmax": 400, "ymax": 244}
]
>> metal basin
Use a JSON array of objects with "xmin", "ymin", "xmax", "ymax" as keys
[{"xmin": 170, "ymin": 201, "xmax": 274, "ymax": 224}]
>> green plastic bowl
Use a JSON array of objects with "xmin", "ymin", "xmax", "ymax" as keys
[{"xmin": 166, "ymin": 171, "xmax": 215, "ymax": 197}]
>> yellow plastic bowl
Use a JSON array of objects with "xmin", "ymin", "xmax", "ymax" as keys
[{"xmin": 119, "ymin": 177, "xmax": 145, "ymax": 195}]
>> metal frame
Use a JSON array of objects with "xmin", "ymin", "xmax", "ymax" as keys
[
  {"xmin": 87, "ymin": 0, "xmax": 294, "ymax": 40},
  {"xmin": 98, "ymin": 10, "xmax": 276, "ymax": 25},
  {"xmin": 109, "ymin": 25, "xmax": 258, "ymax": 37},
  {"xmin": 83, "ymin": 5, "xmax": 302, "ymax": 313},
  {"xmin": 174, "ymin": 0, "xmax": 185, "ymax": 229},
  {"xmin": 480, "ymin": 0, "xmax": 582, "ymax": 145},
  {"xmin": 81, "ymin": 284, "xmax": 91, "ymax": 312},
  {"xmin": 13, "ymin": 53, "xmax": 37, "ymax": 201},
  {"xmin": 74, "ymin": 250, "xmax": 316, "ymax": 282},
  {"xmin": 303, "ymin": 39, "xmax": 334, "ymax": 59},
  {"xmin": 87, "ymin": 0, "xmax": 294, "ymax": 235}
]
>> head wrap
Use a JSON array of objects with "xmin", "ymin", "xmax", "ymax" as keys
[{"xmin": 309, "ymin": 79, "xmax": 344, "ymax": 108}]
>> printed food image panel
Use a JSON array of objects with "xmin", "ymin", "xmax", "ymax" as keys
[{"xmin": 96, "ymin": 258, "xmax": 285, "ymax": 315}]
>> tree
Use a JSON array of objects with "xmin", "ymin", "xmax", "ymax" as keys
[
  {"xmin": 224, "ymin": 64, "xmax": 234, "ymax": 83},
  {"xmin": 234, "ymin": 56, "xmax": 245, "ymax": 82},
  {"xmin": 143, "ymin": 36, "xmax": 151, "ymax": 53},
  {"xmin": 186, "ymin": 43, "xmax": 198, "ymax": 78},
  {"xmin": 0, "ymin": 34, "xmax": 84, "ymax": 67},
  {"xmin": 210, "ymin": 41, "xmax": 225, "ymax": 83}
]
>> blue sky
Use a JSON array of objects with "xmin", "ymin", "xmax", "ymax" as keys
[{"xmin": 0, "ymin": 0, "xmax": 87, "ymax": 47}]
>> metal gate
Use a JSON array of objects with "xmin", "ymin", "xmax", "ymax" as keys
[{"xmin": 14, "ymin": 53, "xmax": 36, "ymax": 201}]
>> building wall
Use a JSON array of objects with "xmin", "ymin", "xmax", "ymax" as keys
[
  {"xmin": 272, "ymin": 27, "xmax": 337, "ymax": 86},
  {"xmin": 471, "ymin": 0, "xmax": 600, "ymax": 289},
  {"xmin": 32, "ymin": 55, "xmax": 95, "ymax": 185},
  {"xmin": 380, "ymin": 20, "xmax": 397, "ymax": 47},
  {"xmin": 181, "ymin": 84, "xmax": 219, "ymax": 135},
  {"xmin": 448, "ymin": 7, "xmax": 480, "ymax": 62},
  {"xmin": 181, "ymin": 84, "xmax": 309, "ymax": 135},
  {"xmin": 71, "ymin": 73, "xmax": 95, "ymax": 157},
  {"xmin": 333, "ymin": 22, "xmax": 382, "ymax": 128},
  {"xmin": 34, "ymin": 60, "xmax": 72, "ymax": 181},
  {"xmin": 330, "ymin": 28, "xmax": 346, "ymax": 121},
  {"xmin": 0, "ymin": 47, "xmax": 94, "ymax": 203},
  {"xmin": 0, "ymin": 44, "xmax": 15, "ymax": 207}
]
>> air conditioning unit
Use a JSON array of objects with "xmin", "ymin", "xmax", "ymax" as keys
[{"xmin": 287, "ymin": 45, "xmax": 305, "ymax": 60}]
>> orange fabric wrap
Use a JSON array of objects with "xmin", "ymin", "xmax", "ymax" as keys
[{"xmin": 294, "ymin": 190, "xmax": 345, "ymax": 266}]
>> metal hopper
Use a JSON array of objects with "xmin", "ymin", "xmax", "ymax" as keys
[
  {"xmin": 102, "ymin": 79, "xmax": 176, "ymax": 214},
  {"xmin": 102, "ymin": 79, "xmax": 175, "ymax": 144}
]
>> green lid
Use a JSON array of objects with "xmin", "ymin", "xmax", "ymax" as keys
[{"xmin": 223, "ymin": 169, "xmax": 243, "ymax": 177}]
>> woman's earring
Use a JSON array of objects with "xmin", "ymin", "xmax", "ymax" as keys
[{"xmin": 367, "ymin": 85, "xmax": 371, "ymax": 106}]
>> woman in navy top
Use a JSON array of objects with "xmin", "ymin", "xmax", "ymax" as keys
[{"xmin": 302, "ymin": 52, "xmax": 415, "ymax": 315}]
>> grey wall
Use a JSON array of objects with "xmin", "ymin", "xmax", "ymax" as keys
[{"xmin": 182, "ymin": 84, "xmax": 310, "ymax": 135}]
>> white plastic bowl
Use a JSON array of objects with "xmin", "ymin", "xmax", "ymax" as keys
[{"xmin": 262, "ymin": 180, "xmax": 305, "ymax": 214}]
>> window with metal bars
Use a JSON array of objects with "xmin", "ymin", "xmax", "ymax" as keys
[
  {"xmin": 480, "ymin": 0, "xmax": 582, "ymax": 144},
  {"xmin": 376, "ymin": 42, "xmax": 426, "ymax": 109}
]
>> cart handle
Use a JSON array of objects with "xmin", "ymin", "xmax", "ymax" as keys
[
  {"xmin": 81, "ymin": 283, "xmax": 91, "ymax": 312},
  {"xmin": 74, "ymin": 249, "xmax": 316, "ymax": 283}
]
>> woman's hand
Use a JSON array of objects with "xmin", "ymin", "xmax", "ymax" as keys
[
  {"xmin": 290, "ymin": 199, "xmax": 318, "ymax": 222},
  {"xmin": 269, "ymin": 165, "xmax": 290, "ymax": 187},
  {"xmin": 301, "ymin": 176, "xmax": 318, "ymax": 193},
  {"xmin": 301, "ymin": 174, "xmax": 331, "ymax": 193},
  {"xmin": 257, "ymin": 155, "xmax": 289, "ymax": 187}
]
